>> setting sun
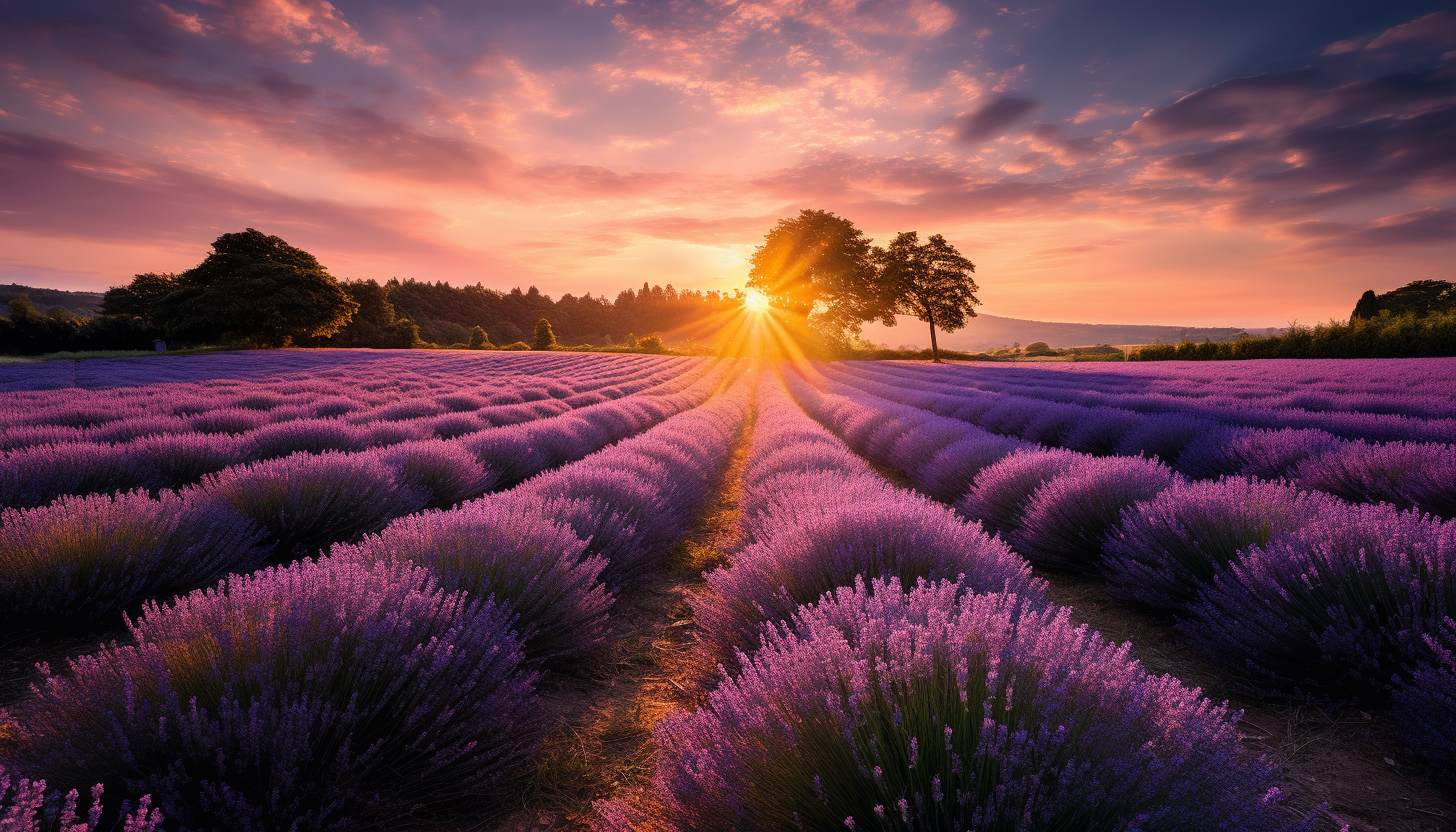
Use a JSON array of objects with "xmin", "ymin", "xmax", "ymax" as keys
[{"xmin": 743, "ymin": 288, "xmax": 772, "ymax": 314}]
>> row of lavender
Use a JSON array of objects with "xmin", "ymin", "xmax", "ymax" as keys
[
  {"xmin": 787, "ymin": 364, "xmax": 1456, "ymax": 792},
  {"xmin": 0, "ymin": 353, "xmax": 712, "ymax": 510},
  {"xmin": 823, "ymin": 361, "xmax": 1456, "ymax": 520},
  {"xmin": 598, "ymin": 374, "xmax": 1300, "ymax": 830},
  {"xmin": 843, "ymin": 358, "xmax": 1456, "ymax": 430},
  {"xmin": 0, "ymin": 357, "xmax": 737, "ymax": 633},
  {"xmin": 0, "ymin": 367, "xmax": 753, "ymax": 829}
]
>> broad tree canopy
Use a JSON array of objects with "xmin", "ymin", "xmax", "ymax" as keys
[
  {"xmin": 876, "ymin": 231, "xmax": 979, "ymax": 360},
  {"xmin": 747, "ymin": 209, "xmax": 886, "ymax": 330},
  {"xmin": 154, "ymin": 229, "xmax": 357, "ymax": 347}
]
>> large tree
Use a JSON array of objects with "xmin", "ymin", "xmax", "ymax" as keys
[
  {"xmin": 99, "ymin": 272, "xmax": 180, "ymax": 327},
  {"xmin": 746, "ymin": 210, "xmax": 887, "ymax": 334},
  {"xmin": 153, "ymin": 229, "xmax": 357, "ymax": 347},
  {"xmin": 876, "ymin": 231, "xmax": 979, "ymax": 362}
]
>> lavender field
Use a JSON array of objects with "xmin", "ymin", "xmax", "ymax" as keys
[{"xmin": 2, "ymin": 351, "xmax": 1455, "ymax": 831}]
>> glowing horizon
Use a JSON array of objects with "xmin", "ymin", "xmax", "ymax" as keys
[{"xmin": 1, "ymin": 2, "xmax": 1453, "ymax": 339}]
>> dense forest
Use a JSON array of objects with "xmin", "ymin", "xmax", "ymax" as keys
[{"xmin": 385, "ymin": 279, "xmax": 741, "ymax": 347}]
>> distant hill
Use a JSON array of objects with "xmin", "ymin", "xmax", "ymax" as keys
[
  {"xmin": 0, "ymin": 284, "xmax": 105, "ymax": 317},
  {"xmin": 868, "ymin": 313, "xmax": 1277, "ymax": 352}
]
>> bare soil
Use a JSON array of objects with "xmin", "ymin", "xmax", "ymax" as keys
[{"xmin": 481, "ymin": 408, "xmax": 755, "ymax": 832}]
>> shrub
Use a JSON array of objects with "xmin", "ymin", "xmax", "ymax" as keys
[
  {"xmin": 910, "ymin": 433, "xmax": 1030, "ymax": 502},
  {"xmin": 532, "ymin": 319, "xmax": 556, "ymax": 351},
  {"xmin": 337, "ymin": 498, "xmax": 611, "ymax": 666},
  {"xmin": 1295, "ymin": 440, "xmax": 1456, "ymax": 518},
  {"xmin": 246, "ymin": 418, "xmax": 366, "ymax": 459},
  {"xmin": 377, "ymin": 440, "xmax": 496, "ymax": 510},
  {"xmin": 653, "ymin": 579, "xmax": 1293, "ymax": 831},
  {"xmin": 1183, "ymin": 505, "xmax": 1456, "ymax": 704},
  {"xmin": 530, "ymin": 468, "xmax": 679, "ymax": 589},
  {"xmin": 0, "ymin": 442, "xmax": 155, "ymax": 510},
  {"xmin": 1176, "ymin": 427, "xmax": 1342, "ymax": 480},
  {"xmin": 0, "ymin": 490, "xmax": 268, "ymax": 628},
  {"xmin": 0, "ymin": 766, "xmax": 163, "ymax": 832},
  {"xmin": 953, "ymin": 447, "xmax": 1086, "ymax": 538},
  {"xmin": 188, "ymin": 408, "xmax": 270, "ymax": 435},
  {"xmin": 192, "ymin": 451, "xmax": 429, "ymax": 558},
  {"xmin": 1063, "ymin": 407, "xmax": 1137, "ymax": 455},
  {"xmin": 1391, "ymin": 619, "xmax": 1456, "ymax": 790},
  {"xmin": 0, "ymin": 425, "xmax": 85, "ymax": 452},
  {"xmin": 1103, "ymin": 478, "xmax": 1340, "ymax": 613},
  {"xmin": 499, "ymin": 341, "xmax": 532, "ymax": 351},
  {"xmin": 1013, "ymin": 455, "xmax": 1178, "ymax": 575},
  {"xmin": 1114, "ymin": 414, "xmax": 1216, "ymax": 463},
  {"xmin": 693, "ymin": 496, "xmax": 1044, "ymax": 683},
  {"xmin": 463, "ymin": 427, "xmax": 553, "ymax": 486},
  {"xmin": 3, "ymin": 558, "xmax": 543, "ymax": 830},
  {"xmin": 134, "ymin": 432, "xmax": 251, "ymax": 489}
]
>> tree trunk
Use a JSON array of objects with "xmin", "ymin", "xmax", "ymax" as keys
[{"xmin": 928, "ymin": 316, "xmax": 940, "ymax": 363}]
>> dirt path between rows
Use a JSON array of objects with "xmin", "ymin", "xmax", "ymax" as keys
[{"xmin": 484, "ymin": 407, "xmax": 756, "ymax": 832}]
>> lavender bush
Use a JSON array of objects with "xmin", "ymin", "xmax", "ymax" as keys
[
  {"xmin": 1391, "ymin": 618, "xmax": 1456, "ymax": 790},
  {"xmin": 1176, "ymin": 427, "xmax": 1343, "ymax": 481},
  {"xmin": 1012, "ymin": 455, "xmax": 1178, "ymax": 575},
  {"xmin": 909, "ymin": 433, "xmax": 1029, "ymax": 503},
  {"xmin": 337, "ymin": 499, "xmax": 612, "ymax": 666},
  {"xmin": 245, "ymin": 418, "xmax": 367, "ymax": 459},
  {"xmin": 693, "ymin": 496, "xmax": 1044, "ymax": 683},
  {"xmin": 0, "ymin": 443, "xmax": 156, "ymax": 510},
  {"xmin": 1103, "ymin": 478, "xmax": 1340, "ymax": 613},
  {"xmin": 1184, "ymin": 504, "xmax": 1456, "ymax": 703},
  {"xmin": 0, "ymin": 490, "xmax": 268, "ymax": 627},
  {"xmin": 191, "ymin": 451, "xmax": 429, "ymax": 557},
  {"xmin": 953, "ymin": 447, "xmax": 1086, "ymax": 537},
  {"xmin": 133, "ymin": 432, "xmax": 251, "ymax": 489},
  {"xmin": 654, "ymin": 579, "xmax": 1294, "ymax": 831},
  {"xmin": 1295, "ymin": 440, "xmax": 1456, "ymax": 518},
  {"xmin": 2, "ymin": 557, "xmax": 543, "ymax": 830},
  {"xmin": 378, "ymin": 440, "xmax": 497, "ymax": 510}
]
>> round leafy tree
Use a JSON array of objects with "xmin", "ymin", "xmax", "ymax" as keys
[{"xmin": 154, "ymin": 228, "xmax": 357, "ymax": 347}]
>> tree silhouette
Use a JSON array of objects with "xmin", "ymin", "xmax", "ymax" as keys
[
  {"xmin": 533, "ymin": 318, "xmax": 556, "ymax": 350},
  {"xmin": 99, "ymin": 272, "xmax": 180, "ymax": 327},
  {"xmin": 153, "ymin": 229, "xmax": 357, "ymax": 348},
  {"xmin": 876, "ymin": 231, "xmax": 979, "ymax": 362},
  {"xmin": 747, "ymin": 209, "xmax": 886, "ymax": 334}
]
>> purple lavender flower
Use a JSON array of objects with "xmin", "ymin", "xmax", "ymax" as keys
[
  {"xmin": 190, "ymin": 450, "xmax": 429, "ymax": 557},
  {"xmin": 3, "ymin": 557, "xmax": 543, "ymax": 830},
  {"xmin": 1391, "ymin": 618, "xmax": 1456, "ymax": 790},
  {"xmin": 0, "ymin": 765, "xmax": 163, "ymax": 832},
  {"xmin": 336, "ymin": 497, "xmax": 612, "ymax": 666},
  {"xmin": 954, "ymin": 447, "xmax": 1086, "ymax": 538},
  {"xmin": 693, "ymin": 496, "xmax": 1044, "ymax": 683},
  {"xmin": 1103, "ymin": 477, "xmax": 1341, "ymax": 613},
  {"xmin": 1012, "ymin": 454, "xmax": 1178, "ymax": 575},
  {"xmin": 0, "ymin": 489, "xmax": 268, "ymax": 627},
  {"xmin": 1295, "ymin": 440, "xmax": 1456, "ymax": 518},
  {"xmin": 1184, "ymin": 504, "xmax": 1456, "ymax": 703},
  {"xmin": 0, "ymin": 442, "xmax": 157, "ymax": 509},
  {"xmin": 377, "ymin": 439, "xmax": 497, "ymax": 510},
  {"xmin": 1176, "ymin": 427, "xmax": 1343, "ymax": 481},
  {"xmin": 656, "ymin": 580, "xmax": 1294, "ymax": 831}
]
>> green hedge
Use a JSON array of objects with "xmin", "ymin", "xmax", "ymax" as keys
[{"xmin": 1132, "ymin": 312, "xmax": 1456, "ymax": 361}]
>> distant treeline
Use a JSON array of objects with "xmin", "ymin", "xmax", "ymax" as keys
[
  {"xmin": 1134, "ymin": 281, "xmax": 1456, "ymax": 361},
  {"xmin": 385, "ymin": 278, "xmax": 739, "ymax": 348},
  {"xmin": 0, "ymin": 227, "xmax": 744, "ymax": 355}
]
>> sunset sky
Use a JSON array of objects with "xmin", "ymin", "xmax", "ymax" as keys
[{"xmin": 2, "ymin": 0, "xmax": 1453, "ymax": 330}]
